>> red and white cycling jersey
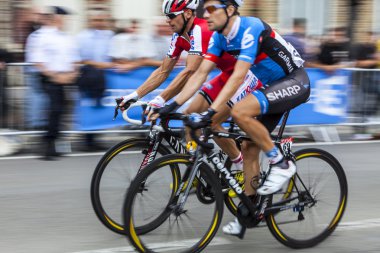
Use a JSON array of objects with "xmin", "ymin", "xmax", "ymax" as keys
[
  {"xmin": 167, "ymin": 17, "xmax": 235, "ymax": 74},
  {"xmin": 167, "ymin": 17, "xmax": 262, "ymax": 106}
]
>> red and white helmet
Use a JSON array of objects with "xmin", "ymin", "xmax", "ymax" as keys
[{"xmin": 162, "ymin": 0, "xmax": 200, "ymax": 15}]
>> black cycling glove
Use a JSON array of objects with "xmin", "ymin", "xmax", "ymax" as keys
[
  {"xmin": 158, "ymin": 101, "xmax": 181, "ymax": 118},
  {"xmin": 187, "ymin": 108, "xmax": 217, "ymax": 129}
]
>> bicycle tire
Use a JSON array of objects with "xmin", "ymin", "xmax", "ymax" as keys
[
  {"xmin": 266, "ymin": 148, "xmax": 348, "ymax": 248},
  {"xmin": 123, "ymin": 154, "xmax": 224, "ymax": 253},
  {"xmin": 90, "ymin": 138, "xmax": 176, "ymax": 235}
]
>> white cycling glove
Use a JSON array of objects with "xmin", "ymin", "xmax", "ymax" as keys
[
  {"xmin": 146, "ymin": 95, "xmax": 165, "ymax": 113},
  {"xmin": 121, "ymin": 91, "xmax": 139, "ymax": 104}
]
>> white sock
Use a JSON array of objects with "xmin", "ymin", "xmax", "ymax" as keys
[{"xmin": 231, "ymin": 152, "xmax": 243, "ymax": 171}]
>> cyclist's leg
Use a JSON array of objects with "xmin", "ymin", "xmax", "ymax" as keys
[
  {"xmin": 222, "ymin": 140, "xmax": 261, "ymax": 237},
  {"xmin": 184, "ymin": 93, "xmax": 241, "ymax": 158},
  {"xmin": 231, "ymin": 93, "xmax": 274, "ymax": 152},
  {"xmin": 241, "ymin": 141, "xmax": 261, "ymax": 196},
  {"xmin": 232, "ymin": 67, "xmax": 310, "ymax": 195},
  {"xmin": 210, "ymin": 70, "xmax": 262, "ymax": 163},
  {"xmin": 222, "ymin": 115, "xmax": 283, "ymax": 236},
  {"xmin": 184, "ymin": 73, "xmax": 241, "ymax": 160}
]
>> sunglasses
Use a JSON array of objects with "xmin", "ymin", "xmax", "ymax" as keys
[
  {"xmin": 166, "ymin": 11, "xmax": 183, "ymax": 20},
  {"xmin": 204, "ymin": 4, "xmax": 226, "ymax": 14}
]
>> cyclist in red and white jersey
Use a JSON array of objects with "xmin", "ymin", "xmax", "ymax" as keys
[{"xmin": 120, "ymin": 0, "xmax": 261, "ymax": 172}]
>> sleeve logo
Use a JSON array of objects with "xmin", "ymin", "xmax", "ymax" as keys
[
  {"xmin": 241, "ymin": 27, "xmax": 254, "ymax": 49},
  {"xmin": 208, "ymin": 37, "xmax": 215, "ymax": 49}
]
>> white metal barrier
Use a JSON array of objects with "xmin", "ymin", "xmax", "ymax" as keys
[{"xmin": 0, "ymin": 64, "xmax": 379, "ymax": 140}]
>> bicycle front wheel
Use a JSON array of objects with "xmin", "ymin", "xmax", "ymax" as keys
[
  {"xmin": 266, "ymin": 148, "xmax": 348, "ymax": 248},
  {"xmin": 91, "ymin": 138, "xmax": 174, "ymax": 235},
  {"xmin": 123, "ymin": 154, "xmax": 224, "ymax": 253}
]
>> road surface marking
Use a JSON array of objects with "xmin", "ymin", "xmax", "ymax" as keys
[{"xmin": 70, "ymin": 237, "xmax": 231, "ymax": 253}]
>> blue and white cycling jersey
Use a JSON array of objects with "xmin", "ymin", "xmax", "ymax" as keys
[{"xmin": 206, "ymin": 16, "xmax": 304, "ymax": 85}]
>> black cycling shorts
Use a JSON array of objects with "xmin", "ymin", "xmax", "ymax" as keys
[
  {"xmin": 253, "ymin": 67, "xmax": 310, "ymax": 115},
  {"xmin": 254, "ymin": 67, "xmax": 310, "ymax": 133}
]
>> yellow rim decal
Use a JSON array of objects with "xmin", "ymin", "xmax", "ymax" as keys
[
  {"xmin": 173, "ymin": 168, "xmax": 179, "ymax": 193},
  {"xmin": 283, "ymin": 178, "xmax": 294, "ymax": 200},
  {"xmin": 229, "ymin": 197, "xmax": 237, "ymax": 211},
  {"xmin": 130, "ymin": 219, "xmax": 145, "ymax": 252},
  {"xmin": 270, "ymin": 215, "xmax": 287, "ymax": 241},
  {"xmin": 296, "ymin": 152, "xmax": 321, "ymax": 160},
  {"xmin": 200, "ymin": 212, "xmax": 219, "ymax": 247},
  {"xmin": 104, "ymin": 214, "xmax": 124, "ymax": 231},
  {"xmin": 329, "ymin": 195, "xmax": 346, "ymax": 229},
  {"xmin": 106, "ymin": 144, "xmax": 134, "ymax": 163}
]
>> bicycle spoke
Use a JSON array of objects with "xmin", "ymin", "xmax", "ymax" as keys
[
  {"xmin": 124, "ymin": 154, "xmax": 223, "ymax": 253},
  {"xmin": 267, "ymin": 149, "xmax": 347, "ymax": 249}
]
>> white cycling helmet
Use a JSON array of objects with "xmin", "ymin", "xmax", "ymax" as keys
[
  {"xmin": 162, "ymin": 0, "xmax": 200, "ymax": 15},
  {"xmin": 234, "ymin": 0, "xmax": 244, "ymax": 7},
  {"xmin": 220, "ymin": 0, "xmax": 244, "ymax": 7}
]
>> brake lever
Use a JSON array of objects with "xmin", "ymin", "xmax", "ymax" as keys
[
  {"xmin": 113, "ymin": 98, "xmax": 136, "ymax": 120},
  {"xmin": 141, "ymin": 104, "xmax": 147, "ymax": 124}
]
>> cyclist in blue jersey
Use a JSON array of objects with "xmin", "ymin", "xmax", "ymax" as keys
[{"xmin": 156, "ymin": 0, "xmax": 310, "ymax": 237}]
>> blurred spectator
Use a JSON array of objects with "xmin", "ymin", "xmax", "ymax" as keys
[
  {"xmin": 308, "ymin": 27, "xmax": 352, "ymax": 73},
  {"xmin": 76, "ymin": 9, "xmax": 115, "ymax": 151},
  {"xmin": 27, "ymin": 6, "xmax": 80, "ymax": 160},
  {"xmin": 352, "ymin": 32, "xmax": 378, "ymax": 69},
  {"xmin": 351, "ymin": 32, "xmax": 380, "ymax": 118},
  {"xmin": 77, "ymin": 10, "xmax": 114, "ymax": 69},
  {"xmin": 110, "ymin": 19, "xmax": 160, "ymax": 71},
  {"xmin": 151, "ymin": 17, "xmax": 173, "ymax": 61},
  {"xmin": 282, "ymin": 18, "xmax": 307, "ymax": 59},
  {"xmin": 109, "ymin": 18, "xmax": 119, "ymax": 34},
  {"xmin": 0, "ymin": 48, "xmax": 12, "ymax": 127},
  {"xmin": 376, "ymin": 34, "xmax": 380, "ymax": 68},
  {"xmin": 25, "ymin": 7, "xmax": 51, "ymax": 130},
  {"xmin": 27, "ymin": 7, "xmax": 46, "ymax": 36}
]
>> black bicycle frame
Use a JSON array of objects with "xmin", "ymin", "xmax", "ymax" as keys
[
  {"xmin": 137, "ymin": 124, "xmax": 187, "ymax": 173},
  {"xmin": 194, "ymin": 110, "xmax": 294, "ymax": 217}
]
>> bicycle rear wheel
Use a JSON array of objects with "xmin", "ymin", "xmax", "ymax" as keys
[
  {"xmin": 91, "ymin": 138, "xmax": 174, "ymax": 235},
  {"xmin": 123, "ymin": 154, "xmax": 224, "ymax": 253},
  {"xmin": 266, "ymin": 148, "xmax": 348, "ymax": 248}
]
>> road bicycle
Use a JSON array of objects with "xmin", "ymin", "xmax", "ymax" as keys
[
  {"xmin": 91, "ymin": 101, "xmax": 241, "ymax": 235},
  {"xmin": 123, "ymin": 110, "xmax": 348, "ymax": 253}
]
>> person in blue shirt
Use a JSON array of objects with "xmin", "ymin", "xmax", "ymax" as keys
[
  {"xmin": 156, "ymin": 0, "xmax": 311, "ymax": 237},
  {"xmin": 77, "ymin": 9, "xmax": 115, "ymax": 151},
  {"xmin": 282, "ymin": 18, "xmax": 307, "ymax": 59}
]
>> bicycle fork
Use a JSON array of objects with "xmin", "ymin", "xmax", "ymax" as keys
[{"xmin": 172, "ymin": 153, "xmax": 204, "ymax": 215}]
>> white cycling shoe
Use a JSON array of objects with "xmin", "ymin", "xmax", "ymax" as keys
[
  {"xmin": 222, "ymin": 218, "xmax": 246, "ymax": 239},
  {"xmin": 257, "ymin": 159, "xmax": 296, "ymax": 195}
]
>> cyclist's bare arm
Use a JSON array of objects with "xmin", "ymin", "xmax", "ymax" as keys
[
  {"xmin": 135, "ymin": 56, "xmax": 178, "ymax": 98},
  {"xmin": 137, "ymin": 58, "xmax": 163, "ymax": 67},
  {"xmin": 116, "ymin": 58, "xmax": 163, "ymax": 72},
  {"xmin": 175, "ymin": 59, "xmax": 216, "ymax": 105},
  {"xmin": 159, "ymin": 54, "xmax": 203, "ymax": 101},
  {"xmin": 81, "ymin": 60, "xmax": 115, "ymax": 69},
  {"xmin": 211, "ymin": 60, "xmax": 251, "ymax": 112}
]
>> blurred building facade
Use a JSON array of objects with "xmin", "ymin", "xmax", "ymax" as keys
[{"xmin": 0, "ymin": 0, "xmax": 379, "ymax": 56}]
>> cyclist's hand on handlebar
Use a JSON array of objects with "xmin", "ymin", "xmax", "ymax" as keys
[
  {"xmin": 148, "ymin": 101, "xmax": 180, "ymax": 122},
  {"xmin": 145, "ymin": 95, "xmax": 165, "ymax": 114},
  {"xmin": 119, "ymin": 92, "xmax": 139, "ymax": 111},
  {"xmin": 187, "ymin": 108, "xmax": 216, "ymax": 129}
]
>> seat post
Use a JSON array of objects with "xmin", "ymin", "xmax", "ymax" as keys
[{"xmin": 276, "ymin": 110, "xmax": 290, "ymax": 141}]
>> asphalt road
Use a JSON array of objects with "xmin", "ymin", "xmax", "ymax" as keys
[{"xmin": 0, "ymin": 142, "xmax": 379, "ymax": 253}]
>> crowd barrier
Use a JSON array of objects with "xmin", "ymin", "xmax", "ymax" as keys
[{"xmin": 0, "ymin": 64, "xmax": 379, "ymax": 136}]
